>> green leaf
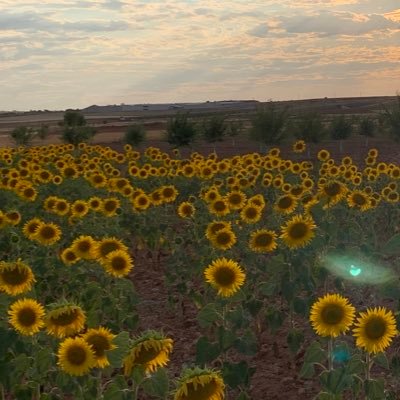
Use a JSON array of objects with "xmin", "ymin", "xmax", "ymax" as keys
[
  {"xmin": 304, "ymin": 341, "xmax": 326, "ymax": 364},
  {"xmin": 259, "ymin": 282, "xmax": 277, "ymax": 296},
  {"xmin": 373, "ymin": 353, "xmax": 389, "ymax": 369},
  {"xmin": 365, "ymin": 379, "xmax": 385, "ymax": 400},
  {"xmin": 382, "ymin": 233, "xmax": 400, "ymax": 255},
  {"xmin": 218, "ymin": 326, "xmax": 236, "ymax": 352},
  {"xmin": 35, "ymin": 348, "xmax": 54, "ymax": 376},
  {"xmin": 107, "ymin": 331, "xmax": 130, "ymax": 368},
  {"xmin": 197, "ymin": 303, "xmax": 220, "ymax": 328},
  {"xmin": 319, "ymin": 367, "xmax": 350, "ymax": 394},
  {"xmin": 103, "ymin": 384, "xmax": 126, "ymax": 400},
  {"xmin": 142, "ymin": 368, "xmax": 169, "ymax": 399},
  {"xmin": 390, "ymin": 355, "xmax": 400, "ymax": 376},
  {"xmin": 265, "ymin": 307, "xmax": 284, "ymax": 334},
  {"xmin": 243, "ymin": 298, "xmax": 263, "ymax": 317},
  {"xmin": 222, "ymin": 361, "xmax": 255, "ymax": 389},
  {"xmin": 316, "ymin": 392, "xmax": 342, "ymax": 400},
  {"xmin": 287, "ymin": 329, "xmax": 304, "ymax": 354},
  {"xmin": 195, "ymin": 336, "xmax": 220, "ymax": 365},
  {"xmin": 299, "ymin": 362, "xmax": 315, "ymax": 379},
  {"xmin": 234, "ymin": 329, "xmax": 258, "ymax": 356},
  {"xmin": 345, "ymin": 356, "xmax": 364, "ymax": 375}
]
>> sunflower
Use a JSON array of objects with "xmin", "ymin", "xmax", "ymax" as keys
[
  {"xmin": 124, "ymin": 331, "xmax": 173, "ymax": 375},
  {"xmin": 133, "ymin": 193, "xmax": 151, "ymax": 211},
  {"xmin": 101, "ymin": 250, "xmax": 133, "ymax": 278},
  {"xmin": 224, "ymin": 191, "xmax": 247, "ymax": 210},
  {"xmin": 353, "ymin": 307, "xmax": 397, "ymax": 354},
  {"xmin": 317, "ymin": 150, "xmax": 330, "ymax": 162},
  {"xmin": 240, "ymin": 204, "xmax": 262, "ymax": 224},
  {"xmin": 70, "ymin": 200, "xmax": 89, "ymax": 218},
  {"xmin": 71, "ymin": 235, "xmax": 98, "ymax": 260},
  {"xmin": 274, "ymin": 194, "xmax": 298, "ymax": 214},
  {"xmin": 60, "ymin": 248, "xmax": 80, "ymax": 266},
  {"xmin": 174, "ymin": 367, "xmax": 225, "ymax": 400},
  {"xmin": 249, "ymin": 229, "xmax": 278, "ymax": 253},
  {"xmin": 19, "ymin": 186, "xmax": 38, "ymax": 202},
  {"xmin": 150, "ymin": 190, "xmax": 164, "ymax": 206},
  {"xmin": 53, "ymin": 199, "xmax": 70, "ymax": 216},
  {"xmin": 309, "ymin": 294, "xmax": 355, "ymax": 337},
  {"xmin": 88, "ymin": 196, "xmax": 103, "ymax": 211},
  {"xmin": 293, "ymin": 140, "xmax": 306, "ymax": 153},
  {"xmin": 204, "ymin": 257, "xmax": 245, "ymax": 297},
  {"xmin": 46, "ymin": 303, "xmax": 86, "ymax": 338},
  {"xmin": 82, "ymin": 327, "xmax": 116, "ymax": 368},
  {"xmin": 177, "ymin": 202, "xmax": 196, "ymax": 218},
  {"xmin": 8, "ymin": 298, "xmax": 45, "ymax": 336},
  {"xmin": 318, "ymin": 180, "xmax": 347, "ymax": 208},
  {"xmin": 0, "ymin": 260, "xmax": 35, "ymax": 296},
  {"xmin": 347, "ymin": 190, "xmax": 371, "ymax": 211},
  {"xmin": 280, "ymin": 214, "xmax": 317, "ymax": 249},
  {"xmin": 160, "ymin": 185, "xmax": 178, "ymax": 203},
  {"xmin": 22, "ymin": 218, "xmax": 43, "ymax": 240},
  {"xmin": 205, "ymin": 221, "xmax": 231, "ymax": 241},
  {"xmin": 34, "ymin": 222, "xmax": 62, "ymax": 246},
  {"xmin": 101, "ymin": 197, "xmax": 120, "ymax": 217},
  {"xmin": 57, "ymin": 336, "xmax": 95, "ymax": 376},
  {"xmin": 209, "ymin": 228, "xmax": 236, "ymax": 251},
  {"xmin": 5, "ymin": 210, "xmax": 21, "ymax": 226},
  {"xmin": 208, "ymin": 198, "xmax": 230, "ymax": 217}
]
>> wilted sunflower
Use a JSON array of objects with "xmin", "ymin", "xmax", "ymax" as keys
[
  {"xmin": 57, "ymin": 336, "xmax": 95, "ymax": 376},
  {"xmin": 60, "ymin": 248, "xmax": 80, "ymax": 266},
  {"xmin": 8, "ymin": 298, "xmax": 45, "ymax": 336},
  {"xmin": 240, "ymin": 204, "xmax": 262, "ymax": 224},
  {"xmin": 82, "ymin": 327, "xmax": 116, "ymax": 368},
  {"xmin": 22, "ymin": 218, "xmax": 43, "ymax": 240},
  {"xmin": 46, "ymin": 303, "xmax": 86, "ymax": 338},
  {"xmin": 274, "ymin": 194, "xmax": 298, "ymax": 214},
  {"xmin": 34, "ymin": 222, "xmax": 62, "ymax": 246},
  {"xmin": 353, "ymin": 307, "xmax": 397, "ymax": 354},
  {"xmin": 177, "ymin": 202, "xmax": 196, "ymax": 218},
  {"xmin": 310, "ymin": 294, "xmax": 355, "ymax": 337},
  {"xmin": 280, "ymin": 214, "xmax": 317, "ymax": 249},
  {"xmin": 174, "ymin": 367, "xmax": 225, "ymax": 400},
  {"xmin": 71, "ymin": 235, "xmax": 97, "ymax": 260},
  {"xmin": 209, "ymin": 228, "xmax": 236, "ymax": 251},
  {"xmin": 0, "ymin": 259, "xmax": 35, "ymax": 296},
  {"xmin": 123, "ymin": 331, "xmax": 173, "ymax": 375},
  {"xmin": 100, "ymin": 197, "xmax": 120, "ymax": 217},
  {"xmin": 249, "ymin": 229, "xmax": 278, "ymax": 253},
  {"xmin": 101, "ymin": 250, "xmax": 133, "ymax": 278},
  {"xmin": 204, "ymin": 257, "xmax": 245, "ymax": 297},
  {"xmin": 347, "ymin": 190, "xmax": 371, "ymax": 211}
]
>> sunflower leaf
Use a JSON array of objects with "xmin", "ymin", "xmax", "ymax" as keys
[
  {"xmin": 142, "ymin": 368, "xmax": 169, "ymax": 398},
  {"xmin": 107, "ymin": 331, "xmax": 130, "ymax": 368},
  {"xmin": 365, "ymin": 379, "xmax": 385, "ymax": 400}
]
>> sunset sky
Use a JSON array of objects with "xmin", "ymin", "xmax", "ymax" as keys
[{"xmin": 1, "ymin": 0, "xmax": 399, "ymax": 111}]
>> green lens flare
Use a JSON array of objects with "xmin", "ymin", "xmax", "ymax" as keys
[{"xmin": 349, "ymin": 265, "xmax": 361, "ymax": 276}]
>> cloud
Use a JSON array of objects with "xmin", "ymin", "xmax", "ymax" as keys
[{"xmin": 247, "ymin": 23, "xmax": 269, "ymax": 37}]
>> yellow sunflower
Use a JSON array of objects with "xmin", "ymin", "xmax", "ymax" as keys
[
  {"xmin": 353, "ymin": 307, "xmax": 397, "ymax": 354},
  {"xmin": 0, "ymin": 259, "xmax": 35, "ymax": 296},
  {"xmin": 82, "ymin": 327, "xmax": 116, "ymax": 368},
  {"xmin": 249, "ymin": 229, "xmax": 278, "ymax": 253},
  {"xmin": 204, "ymin": 257, "xmax": 245, "ymax": 297},
  {"xmin": 293, "ymin": 140, "xmax": 306, "ymax": 153},
  {"xmin": 46, "ymin": 303, "xmax": 86, "ymax": 338},
  {"xmin": 274, "ymin": 194, "xmax": 298, "ymax": 214},
  {"xmin": 95, "ymin": 237, "xmax": 129, "ymax": 260},
  {"xmin": 123, "ymin": 331, "xmax": 173, "ymax": 375},
  {"xmin": 71, "ymin": 200, "xmax": 89, "ymax": 218},
  {"xmin": 5, "ymin": 210, "xmax": 21, "ymax": 226},
  {"xmin": 88, "ymin": 196, "xmax": 103, "ymax": 211},
  {"xmin": 224, "ymin": 190, "xmax": 247, "ymax": 210},
  {"xmin": 100, "ymin": 197, "xmax": 120, "ymax": 217},
  {"xmin": 34, "ymin": 222, "xmax": 62, "ymax": 246},
  {"xmin": 347, "ymin": 190, "xmax": 371, "ymax": 211},
  {"xmin": 8, "ymin": 298, "xmax": 45, "ymax": 336},
  {"xmin": 174, "ymin": 368, "xmax": 225, "ymax": 400},
  {"xmin": 240, "ymin": 204, "xmax": 262, "ymax": 224},
  {"xmin": 317, "ymin": 149, "xmax": 330, "ymax": 161},
  {"xmin": 280, "ymin": 214, "xmax": 317, "ymax": 249},
  {"xmin": 209, "ymin": 228, "xmax": 236, "ymax": 251},
  {"xmin": 177, "ymin": 202, "xmax": 196, "ymax": 218},
  {"xmin": 160, "ymin": 185, "xmax": 178, "ymax": 203},
  {"xmin": 133, "ymin": 193, "xmax": 151, "ymax": 211},
  {"xmin": 309, "ymin": 294, "xmax": 355, "ymax": 337},
  {"xmin": 208, "ymin": 198, "xmax": 230, "ymax": 217},
  {"xmin": 205, "ymin": 221, "xmax": 231, "ymax": 241},
  {"xmin": 60, "ymin": 248, "xmax": 80, "ymax": 266},
  {"xmin": 71, "ymin": 235, "xmax": 98, "ymax": 260},
  {"xmin": 57, "ymin": 336, "xmax": 95, "ymax": 376},
  {"xmin": 22, "ymin": 218, "xmax": 43, "ymax": 240},
  {"xmin": 101, "ymin": 250, "xmax": 133, "ymax": 278},
  {"xmin": 53, "ymin": 199, "xmax": 70, "ymax": 216}
]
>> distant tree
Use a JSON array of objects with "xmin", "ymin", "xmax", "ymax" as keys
[
  {"xmin": 329, "ymin": 115, "xmax": 353, "ymax": 153},
  {"xmin": 226, "ymin": 119, "xmax": 244, "ymax": 146},
  {"xmin": 124, "ymin": 124, "xmax": 146, "ymax": 147},
  {"xmin": 358, "ymin": 116, "xmax": 376, "ymax": 147},
  {"xmin": 250, "ymin": 102, "xmax": 290, "ymax": 148},
  {"xmin": 61, "ymin": 110, "xmax": 96, "ymax": 145},
  {"xmin": 290, "ymin": 111, "xmax": 326, "ymax": 144},
  {"xmin": 36, "ymin": 125, "xmax": 49, "ymax": 140},
  {"xmin": 10, "ymin": 126, "xmax": 35, "ymax": 146},
  {"xmin": 382, "ymin": 94, "xmax": 400, "ymax": 142},
  {"xmin": 201, "ymin": 114, "xmax": 227, "ymax": 143},
  {"xmin": 165, "ymin": 112, "xmax": 197, "ymax": 148}
]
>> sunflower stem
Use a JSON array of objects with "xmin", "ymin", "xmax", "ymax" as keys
[
  {"xmin": 366, "ymin": 351, "xmax": 371, "ymax": 382},
  {"xmin": 328, "ymin": 337, "xmax": 334, "ymax": 371},
  {"xmin": 97, "ymin": 370, "xmax": 103, "ymax": 400}
]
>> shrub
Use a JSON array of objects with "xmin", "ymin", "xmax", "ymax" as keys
[
  {"xmin": 165, "ymin": 112, "xmax": 197, "ymax": 147},
  {"xmin": 10, "ymin": 126, "xmax": 34, "ymax": 146},
  {"xmin": 382, "ymin": 94, "xmax": 400, "ymax": 142},
  {"xmin": 124, "ymin": 124, "xmax": 146, "ymax": 147},
  {"xmin": 358, "ymin": 116, "xmax": 375, "ymax": 137},
  {"xmin": 291, "ymin": 111, "xmax": 325, "ymax": 143},
  {"xmin": 61, "ymin": 110, "xmax": 96, "ymax": 145},
  {"xmin": 201, "ymin": 114, "xmax": 227, "ymax": 143},
  {"xmin": 250, "ymin": 102, "xmax": 289, "ymax": 146},
  {"xmin": 329, "ymin": 115, "xmax": 353, "ymax": 140}
]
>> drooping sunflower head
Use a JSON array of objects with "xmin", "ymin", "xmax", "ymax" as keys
[
  {"xmin": 204, "ymin": 257, "xmax": 246, "ymax": 297},
  {"xmin": 209, "ymin": 228, "xmax": 237, "ymax": 251},
  {"xmin": 353, "ymin": 307, "xmax": 398, "ymax": 354},
  {"xmin": 95, "ymin": 237, "xmax": 129, "ymax": 259},
  {"xmin": 8, "ymin": 298, "xmax": 45, "ymax": 336},
  {"xmin": 280, "ymin": 214, "xmax": 317, "ymax": 249},
  {"xmin": 174, "ymin": 367, "xmax": 225, "ymax": 400},
  {"xmin": 71, "ymin": 235, "xmax": 98, "ymax": 260},
  {"xmin": 82, "ymin": 327, "xmax": 116, "ymax": 368},
  {"xmin": 101, "ymin": 250, "xmax": 133, "ymax": 278},
  {"xmin": 310, "ymin": 293, "xmax": 355, "ymax": 337},
  {"xmin": 57, "ymin": 336, "xmax": 95, "ymax": 376},
  {"xmin": 46, "ymin": 303, "xmax": 86, "ymax": 338},
  {"xmin": 123, "ymin": 331, "xmax": 173, "ymax": 375},
  {"xmin": 0, "ymin": 259, "xmax": 35, "ymax": 296},
  {"xmin": 249, "ymin": 229, "xmax": 278, "ymax": 253}
]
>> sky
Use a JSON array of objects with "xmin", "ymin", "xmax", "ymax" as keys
[{"xmin": 1, "ymin": 0, "xmax": 399, "ymax": 111}]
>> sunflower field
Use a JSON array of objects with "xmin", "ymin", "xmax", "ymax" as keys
[{"xmin": 0, "ymin": 140, "xmax": 399, "ymax": 400}]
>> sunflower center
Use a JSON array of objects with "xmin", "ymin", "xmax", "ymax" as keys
[
  {"xmin": 321, "ymin": 304, "xmax": 344, "ymax": 325},
  {"xmin": 215, "ymin": 231, "xmax": 232, "ymax": 245},
  {"xmin": 77, "ymin": 241, "xmax": 91, "ymax": 253},
  {"xmin": 163, "ymin": 188, "xmax": 174, "ymax": 198},
  {"xmin": 182, "ymin": 205, "xmax": 192, "ymax": 215},
  {"xmin": 245, "ymin": 207, "xmax": 258, "ymax": 219},
  {"xmin": 100, "ymin": 242, "xmax": 119, "ymax": 257},
  {"xmin": 214, "ymin": 266, "xmax": 236, "ymax": 287},
  {"xmin": 278, "ymin": 196, "xmax": 293, "ymax": 209},
  {"xmin": 213, "ymin": 201, "xmax": 226, "ymax": 212},
  {"xmin": 66, "ymin": 345, "xmax": 87, "ymax": 366},
  {"xmin": 209, "ymin": 223, "xmax": 225, "ymax": 235},
  {"xmin": 50, "ymin": 309, "xmax": 79, "ymax": 326},
  {"xmin": 324, "ymin": 183, "xmax": 341, "ymax": 197},
  {"xmin": 1, "ymin": 267, "xmax": 28, "ymax": 285},
  {"xmin": 110, "ymin": 256, "xmax": 128, "ymax": 271},
  {"xmin": 74, "ymin": 204, "xmax": 86, "ymax": 213},
  {"xmin": 39, "ymin": 226, "xmax": 56, "ymax": 239},
  {"xmin": 365, "ymin": 317, "xmax": 386, "ymax": 340},
  {"xmin": 104, "ymin": 201, "xmax": 117, "ymax": 211},
  {"xmin": 134, "ymin": 344, "xmax": 161, "ymax": 364},
  {"xmin": 27, "ymin": 223, "xmax": 40, "ymax": 233},
  {"xmin": 254, "ymin": 233, "xmax": 272, "ymax": 247},
  {"xmin": 229, "ymin": 194, "xmax": 242, "ymax": 205},
  {"xmin": 18, "ymin": 308, "xmax": 37, "ymax": 327},
  {"xmin": 65, "ymin": 251, "xmax": 77, "ymax": 262},
  {"xmin": 86, "ymin": 335, "xmax": 110, "ymax": 357},
  {"xmin": 288, "ymin": 222, "xmax": 308, "ymax": 239},
  {"xmin": 182, "ymin": 380, "xmax": 219, "ymax": 400},
  {"xmin": 352, "ymin": 193, "xmax": 367, "ymax": 206}
]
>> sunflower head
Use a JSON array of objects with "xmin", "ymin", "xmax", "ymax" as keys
[
  {"xmin": 280, "ymin": 214, "xmax": 317, "ymax": 249},
  {"xmin": 209, "ymin": 228, "xmax": 237, "ymax": 251},
  {"xmin": 249, "ymin": 229, "xmax": 277, "ymax": 253},
  {"xmin": 71, "ymin": 235, "xmax": 98, "ymax": 260},
  {"xmin": 8, "ymin": 298, "xmax": 45, "ymax": 336},
  {"xmin": 46, "ymin": 303, "xmax": 86, "ymax": 338},
  {"xmin": 123, "ymin": 331, "xmax": 173, "ymax": 375},
  {"xmin": 0, "ymin": 259, "xmax": 35, "ymax": 296},
  {"xmin": 174, "ymin": 367, "xmax": 225, "ymax": 400},
  {"xmin": 177, "ymin": 202, "xmax": 196, "ymax": 218},
  {"xmin": 310, "ymin": 293, "xmax": 355, "ymax": 337},
  {"xmin": 101, "ymin": 250, "xmax": 133, "ymax": 278},
  {"xmin": 82, "ymin": 327, "xmax": 117, "ymax": 368}
]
